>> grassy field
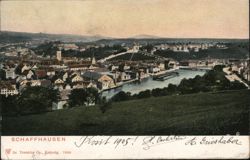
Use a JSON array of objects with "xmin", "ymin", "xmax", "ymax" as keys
[{"xmin": 2, "ymin": 90, "xmax": 250, "ymax": 135}]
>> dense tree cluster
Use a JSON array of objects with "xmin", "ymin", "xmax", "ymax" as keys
[
  {"xmin": 154, "ymin": 44, "xmax": 249, "ymax": 61},
  {"xmin": 68, "ymin": 88, "xmax": 99, "ymax": 107},
  {"xmin": 0, "ymin": 69, "xmax": 6, "ymax": 80},
  {"xmin": 33, "ymin": 41, "xmax": 60, "ymax": 57},
  {"xmin": 1, "ymin": 86, "xmax": 58, "ymax": 116},
  {"xmin": 62, "ymin": 45, "xmax": 127, "ymax": 60},
  {"xmin": 139, "ymin": 44, "xmax": 154, "ymax": 52},
  {"xmin": 34, "ymin": 42, "xmax": 127, "ymax": 59}
]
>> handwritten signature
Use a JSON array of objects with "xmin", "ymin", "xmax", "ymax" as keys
[
  {"xmin": 73, "ymin": 135, "xmax": 242, "ymax": 151},
  {"xmin": 142, "ymin": 136, "xmax": 187, "ymax": 150},
  {"xmin": 74, "ymin": 136, "xmax": 139, "ymax": 149}
]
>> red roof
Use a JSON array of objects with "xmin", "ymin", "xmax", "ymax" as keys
[{"xmin": 35, "ymin": 70, "xmax": 47, "ymax": 79}]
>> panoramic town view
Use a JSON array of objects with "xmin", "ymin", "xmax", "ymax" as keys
[{"xmin": 0, "ymin": 0, "xmax": 249, "ymax": 135}]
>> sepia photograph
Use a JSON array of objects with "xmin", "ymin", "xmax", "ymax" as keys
[{"xmin": 0, "ymin": 0, "xmax": 249, "ymax": 138}]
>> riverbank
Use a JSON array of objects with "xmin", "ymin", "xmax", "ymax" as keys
[{"xmin": 102, "ymin": 69, "xmax": 207, "ymax": 98}]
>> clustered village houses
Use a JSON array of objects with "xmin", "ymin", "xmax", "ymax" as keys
[
  {"xmin": 1, "ymin": 42, "xmax": 250, "ymax": 110},
  {"xmin": 0, "ymin": 49, "xmax": 172, "ymax": 109}
]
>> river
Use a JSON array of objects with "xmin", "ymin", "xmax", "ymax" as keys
[{"xmin": 102, "ymin": 69, "xmax": 207, "ymax": 99}]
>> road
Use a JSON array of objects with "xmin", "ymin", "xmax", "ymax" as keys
[
  {"xmin": 223, "ymin": 67, "xmax": 250, "ymax": 89},
  {"xmin": 97, "ymin": 49, "xmax": 135, "ymax": 63}
]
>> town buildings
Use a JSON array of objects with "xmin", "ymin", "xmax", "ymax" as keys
[{"xmin": 0, "ymin": 40, "xmax": 249, "ymax": 110}]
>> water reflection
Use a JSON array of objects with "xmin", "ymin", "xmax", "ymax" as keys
[{"xmin": 102, "ymin": 69, "xmax": 207, "ymax": 99}]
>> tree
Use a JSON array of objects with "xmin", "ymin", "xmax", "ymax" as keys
[
  {"xmin": 137, "ymin": 90, "xmax": 151, "ymax": 99},
  {"xmin": 229, "ymin": 81, "xmax": 247, "ymax": 90},
  {"xmin": 178, "ymin": 78, "xmax": 194, "ymax": 94},
  {"xmin": 98, "ymin": 97, "xmax": 112, "ymax": 113},
  {"xmin": 85, "ymin": 87, "xmax": 99, "ymax": 106},
  {"xmin": 0, "ymin": 95, "xmax": 18, "ymax": 116},
  {"xmin": 151, "ymin": 88, "xmax": 167, "ymax": 97},
  {"xmin": 0, "ymin": 69, "xmax": 6, "ymax": 80},
  {"xmin": 140, "ymin": 44, "xmax": 154, "ymax": 52},
  {"xmin": 167, "ymin": 84, "xmax": 178, "ymax": 94},
  {"xmin": 17, "ymin": 86, "xmax": 59, "ymax": 114},
  {"xmin": 213, "ymin": 65, "xmax": 225, "ymax": 72},
  {"xmin": 112, "ymin": 91, "xmax": 131, "ymax": 102},
  {"xmin": 68, "ymin": 89, "xmax": 88, "ymax": 107},
  {"xmin": 68, "ymin": 87, "xmax": 99, "ymax": 107}
]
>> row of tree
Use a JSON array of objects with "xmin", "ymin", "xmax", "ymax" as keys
[
  {"xmin": 111, "ymin": 65, "xmax": 247, "ymax": 102},
  {"xmin": 1, "ymin": 86, "xmax": 58, "ymax": 116},
  {"xmin": 154, "ymin": 45, "xmax": 249, "ymax": 61},
  {"xmin": 1, "ymin": 86, "xmax": 105, "ymax": 116}
]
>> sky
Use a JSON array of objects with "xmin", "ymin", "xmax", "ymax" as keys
[{"xmin": 0, "ymin": 0, "xmax": 249, "ymax": 38}]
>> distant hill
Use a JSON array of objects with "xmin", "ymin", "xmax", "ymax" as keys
[
  {"xmin": 95, "ymin": 38, "xmax": 249, "ymax": 46},
  {"xmin": 0, "ymin": 31, "xmax": 249, "ymax": 44},
  {"xmin": 130, "ymin": 34, "xmax": 162, "ymax": 39},
  {"xmin": 0, "ymin": 31, "xmax": 111, "ymax": 43}
]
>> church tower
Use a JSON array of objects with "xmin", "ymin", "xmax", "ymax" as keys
[
  {"xmin": 91, "ymin": 54, "xmax": 96, "ymax": 65},
  {"xmin": 56, "ymin": 50, "xmax": 62, "ymax": 61}
]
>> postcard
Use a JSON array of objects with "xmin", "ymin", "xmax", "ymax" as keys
[{"xmin": 0, "ymin": 0, "xmax": 249, "ymax": 159}]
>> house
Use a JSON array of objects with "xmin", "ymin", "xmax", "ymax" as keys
[
  {"xmin": 4, "ymin": 67, "xmax": 16, "ymax": 79},
  {"xmin": 86, "ymin": 81, "xmax": 97, "ymax": 89},
  {"xmin": 40, "ymin": 80, "xmax": 52, "ymax": 88},
  {"xmin": 68, "ymin": 64, "xmax": 90, "ymax": 71},
  {"xmin": 127, "ymin": 71, "xmax": 139, "ymax": 79},
  {"xmin": 54, "ymin": 78, "xmax": 64, "ymax": 84},
  {"xmin": 64, "ymin": 84, "xmax": 71, "ymax": 90},
  {"xmin": 88, "ymin": 64, "xmax": 99, "ymax": 70},
  {"xmin": 243, "ymin": 69, "xmax": 250, "ymax": 81},
  {"xmin": 70, "ymin": 74, "xmax": 84, "ymax": 83},
  {"xmin": 149, "ymin": 66, "xmax": 160, "ymax": 73},
  {"xmin": 22, "ymin": 70, "xmax": 35, "ymax": 80},
  {"xmin": 62, "ymin": 72, "xmax": 69, "ymax": 81},
  {"xmin": 35, "ymin": 70, "xmax": 47, "ymax": 79},
  {"xmin": 31, "ymin": 64, "xmax": 38, "ymax": 70},
  {"xmin": 71, "ymin": 82, "xmax": 85, "ymax": 89},
  {"xmin": 21, "ymin": 64, "xmax": 31, "ymax": 73},
  {"xmin": 179, "ymin": 61, "xmax": 189, "ymax": 66},
  {"xmin": 231, "ymin": 64, "xmax": 240, "ymax": 73},
  {"xmin": 158, "ymin": 63, "xmax": 165, "ymax": 71},
  {"xmin": 46, "ymin": 68, "xmax": 56, "ymax": 76},
  {"xmin": 58, "ymin": 43, "xmax": 79, "ymax": 51},
  {"xmin": 119, "ymin": 72, "xmax": 131, "ymax": 81},
  {"xmin": 194, "ymin": 47, "xmax": 199, "ymax": 52},
  {"xmin": 0, "ymin": 81, "xmax": 18, "ymax": 97},
  {"xmin": 123, "ymin": 64, "xmax": 131, "ymax": 70},
  {"xmin": 30, "ymin": 80, "xmax": 41, "ymax": 86},
  {"xmin": 82, "ymin": 71, "xmax": 115, "ymax": 90},
  {"xmin": 111, "ymin": 65, "xmax": 119, "ymax": 71},
  {"xmin": 15, "ymin": 75, "xmax": 27, "ymax": 83},
  {"xmin": 108, "ymin": 72, "xmax": 120, "ymax": 83},
  {"xmin": 19, "ymin": 79, "xmax": 29, "ymax": 89},
  {"xmin": 52, "ymin": 77, "xmax": 64, "ymax": 91},
  {"xmin": 138, "ymin": 69, "xmax": 148, "ymax": 79},
  {"xmin": 189, "ymin": 61, "xmax": 198, "ymax": 68},
  {"xmin": 0, "ymin": 63, "xmax": 4, "ymax": 69},
  {"xmin": 52, "ymin": 89, "xmax": 71, "ymax": 110},
  {"xmin": 168, "ymin": 60, "xmax": 177, "ymax": 69}
]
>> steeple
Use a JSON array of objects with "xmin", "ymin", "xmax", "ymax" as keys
[{"xmin": 91, "ymin": 53, "xmax": 96, "ymax": 65}]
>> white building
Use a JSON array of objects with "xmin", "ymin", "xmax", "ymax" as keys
[
  {"xmin": 56, "ymin": 51, "xmax": 62, "ymax": 61},
  {"xmin": 0, "ymin": 82, "xmax": 18, "ymax": 97},
  {"xmin": 120, "ymin": 72, "xmax": 131, "ymax": 81},
  {"xmin": 5, "ymin": 68, "xmax": 16, "ymax": 79}
]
